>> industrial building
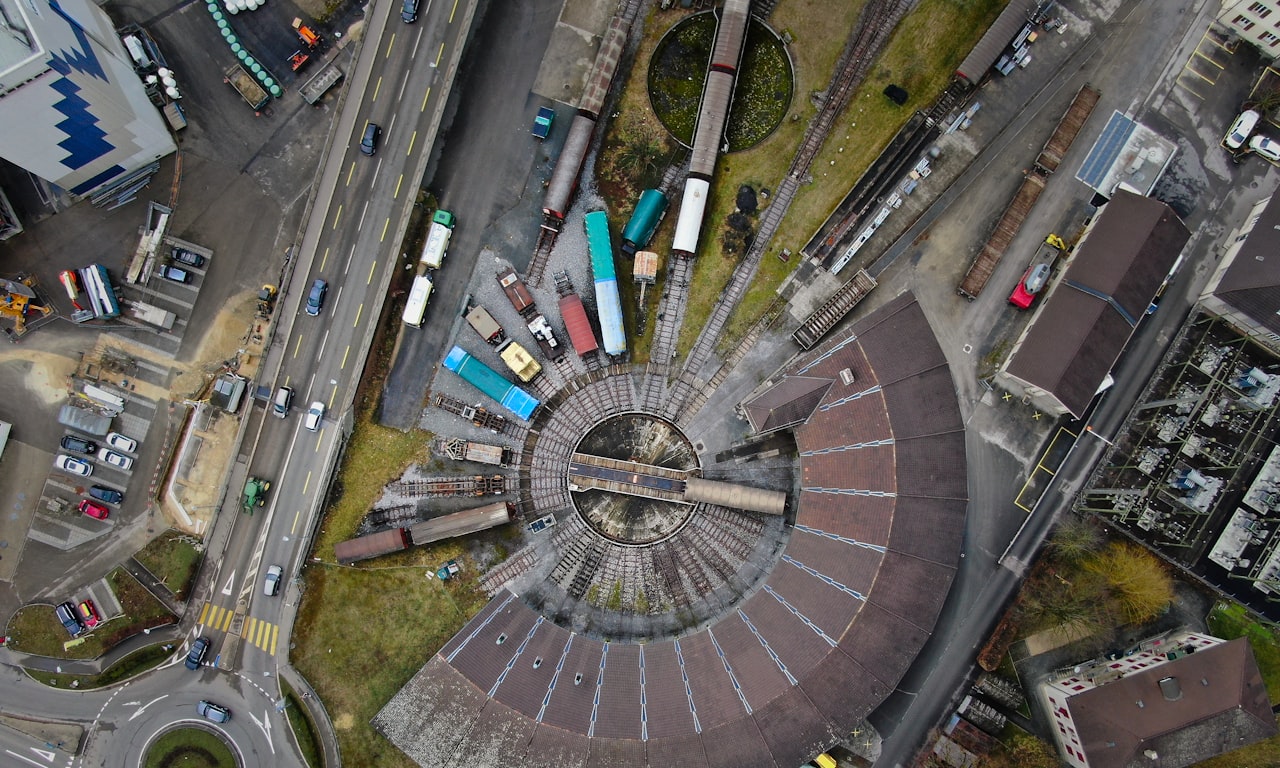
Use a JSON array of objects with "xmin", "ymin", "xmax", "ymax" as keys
[
  {"xmin": 1200, "ymin": 193, "xmax": 1280, "ymax": 354},
  {"xmin": 997, "ymin": 191, "xmax": 1190, "ymax": 418},
  {"xmin": 0, "ymin": 0, "xmax": 175, "ymax": 200}
]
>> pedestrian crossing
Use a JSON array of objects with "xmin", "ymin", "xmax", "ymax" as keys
[{"xmin": 197, "ymin": 602, "xmax": 279, "ymax": 656}]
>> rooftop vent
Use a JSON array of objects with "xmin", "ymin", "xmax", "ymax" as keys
[{"xmin": 1158, "ymin": 676, "xmax": 1182, "ymax": 701}]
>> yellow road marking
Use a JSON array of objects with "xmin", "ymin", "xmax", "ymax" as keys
[
  {"xmin": 319, "ymin": 247, "xmax": 330, "ymax": 271},
  {"xmin": 367, "ymin": 260, "xmax": 377, "ymax": 285},
  {"xmin": 394, "ymin": 174, "xmax": 403, "ymax": 198},
  {"xmin": 292, "ymin": 508, "xmax": 301, "ymax": 534},
  {"xmin": 293, "ymin": 335, "xmax": 303, "ymax": 359},
  {"xmin": 329, "ymin": 381, "xmax": 339, "ymax": 408},
  {"xmin": 303, "ymin": 470, "xmax": 312, "ymax": 496},
  {"xmin": 354, "ymin": 303, "xmax": 364, "ymax": 327},
  {"xmin": 421, "ymin": 86, "xmax": 431, "ymax": 113},
  {"xmin": 449, "ymin": 0, "xmax": 458, "ymax": 22},
  {"xmin": 340, "ymin": 345, "xmax": 350, "ymax": 370},
  {"xmin": 386, "ymin": 35, "xmax": 395, "ymax": 58},
  {"xmin": 198, "ymin": 602, "xmax": 210, "ymax": 625},
  {"xmin": 381, "ymin": 218, "xmax": 390, "ymax": 242},
  {"xmin": 373, "ymin": 76, "xmax": 383, "ymax": 101},
  {"xmin": 345, "ymin": 161, "xmax": 355, "ymax": 186},
  {"xmin": 332, "ymin": 205, "xmax": 342, "ymax": 229},
  {"xmin": 407, "ymin": 130, "xmax": 417, "ymax": 155}
]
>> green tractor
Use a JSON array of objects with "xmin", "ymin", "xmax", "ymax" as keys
[{"xmin": 243, "ymin": 477, "xmax": 271, "ymax": 514}]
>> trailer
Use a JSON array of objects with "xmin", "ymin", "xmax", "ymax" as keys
[
  {"xmin": 957, "ymin": 172, "xmax": 1046, "ymax": 300},
  {"xmin": 124, "ymin": 300, "xmax": 176, "ymax": 330},
  {"xmin": 407, "ymin": 501, "xmax": 514, "ymax": 547},
  {"xmin": 526, "ymin": 313, "xmax": 564, "ymax": 360},
  {"xmin": 420, "ymin": 210, "xmax": 455, "ymax": 270},
  {"xmin": 299, "ymin": 59, "xmax": 344, "ymax": 105},
  {"xmin": 442, "ymin": 345, "xmax": 539, "ymax": 421},
  {"xmin": 433, "ymin": 393, "xmax": 508, "ymax": 432},
  {"xmin": 1035, "ymin": 84, "xmax": 1100, "ymax": 174},
  {"xmin": 224, "ymin": 64, "xmax": 269, "ymax": 110},
  {"xmin": 433, "ymin": 436, "xmax": 511, "ymax": 466},
  {"xmin": 402, "ymin": 275, "xmax": 433, "ymax": 328},
  {"xmin": 335, "ymin": 527, "xmax": 411, "ymax": 565},
  {"xmin": 465, "ymin": 304, "xmax": 504, "ymax": 344},
  {"xmin": 497, "ymin": 267, "xmax": 536, "ymax": 317},
  {"xmin": 498, "ymin": 340, "xmax": 542, "ymax": 382}
]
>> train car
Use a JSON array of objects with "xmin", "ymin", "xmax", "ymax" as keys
[
  {"xmin": 498, "ymin": 340, "xmax": 542, "ymax": 382},
  {"xmin": 542, "ymin": 113, "xmax": 595, "ymax": 225},
  {"xmin": 496, "ymin": 267, "xmax": 536, "ymax": 316},
  {"xmin": 584, "ymin": 211, "xmax": 626, "ymax": 356},
  {"xmin": 402, "ymin": 275, "xmax": 433, "ymax": 328},
  {"xmin": 558, "ymin": 292, "xmax": 599, "ymax": 356},
  {"xmin": 442, "ymin": 345, "xmax": 540, "ymax": 421},
  {"xmin": 465, "ymin": 304, "xmax": 504, "ymax": 344},
  {"xmin": 408, "ymin": 501, "xmax": 514, "ymax": 547},
  {"xmin": 621, "ymin": 189, "xmax": 668, "ymax": 256},
  {"xmin": 420, "ymin": 209, "xmax": 455, "ymax": 270},
  {"xmin": 334, "ymin": 527, "xmax": 411, "ymax": 565}
]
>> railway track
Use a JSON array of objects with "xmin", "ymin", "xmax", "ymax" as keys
[
  {"xmin": 526, "ymin": 226, "xmax": 557, "ymax": 288},
  {"xmin": 650, "ymin": 254, "xmax": 692, "ymax": 370}
]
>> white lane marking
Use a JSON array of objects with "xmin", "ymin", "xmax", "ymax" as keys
[
  {"xmin": 250, "ymin": 709, "xmax": 276, "ymax": 754},
  {"xmin": 220, "ymin": 571, "xmax": 236, "ymax": 596},
  {"xmin": 128, "ymin": 694, "xmax": 169, "ymax": 722},
  {"xmin": 5, "ymin": 749, "xmax": 50, "ymax": 767}
]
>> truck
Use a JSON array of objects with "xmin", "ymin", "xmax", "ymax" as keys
[
  {"xmin": 498, "ymin": 340, "xmax": 543, "ymax": 382},
  {"xmin": 224, "ymin": 64, "xmax": 269, "ymax": 110},
  {"xmin": 420, "ymin": 209, "xmax": 455, "ymax": 270},
  {"xmin": 299, "ymin": 59, "xmax": 344, "ymax": 105},
  {"xmin": 497, "ymin": 267, "xmax": 536, "ymax": 316},
  {"xmin": 243, "ymin": 477, "xmax": 271, "ymax": 514},
  {"xmin": 532, "ymin": 106, "xmax": 555, "ymax": 139},
  {"xmin": 465, "ymin": 304, "xmax": 504, "ymax": 344}
]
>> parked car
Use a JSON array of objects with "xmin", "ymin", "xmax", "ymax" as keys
[
  {"xmin": 77, "ymin": 600, "xmax": 101, "ymax": 629},
  {"xmin": 1226, "ymin": 109, "xmax": 1260, "ymax": 150},
  {"xmin": 171, "ymin": 248, "xmax": 205, "ymax": 268},
  {"xmin": 196, "ymin": 701, "xmax": 230, "ymax": 723},
  {"xmin": 359, "ymin": 122, "xmax": 381, "ymax": 156},
  {"xmin": 97, "ymin": 448, "xmax": 134, "ymax": 471},
  {"xmin": 305, "ymin": 278, "xmax": 328, "ymax": 316},
  {"xmin": 1251, "ymin": 134, "xmax": 1280, "ymax": 163},
  {"xmin": 159, "ymin": 264, "xmax": 192, "ymax": 284},
  {"xmin": 88, "ymin": 485, "xmax": 124, "ymax": 505},
  {"xmin": 105, "ymin": 431, "xmax": 137, "ymax": 453},
  {"xmin": 304, "ymin": 401, "xmax": 325, "ymax": 431},
  {"xmin": 55, "ymin": 454, "xmax": 92, "ymax": 477},
  {"xmin": 78, "ymin": 499, "xmax": 109, "ymax": 520},
  {"xmin": 60, "ymin": 435, "xmax": 98, "ymax": 455},
  {"xmin": 185, "ymin": 636, "xmax": 209, "ymax": 670},
  {"xmin": 263, "ymin": 564, "xmax": 283, "ymax": 596},
  {"xmin": 55, "ymin": 602, "xmax": 83, "ymax": 636},
  {"xmin": 401, "ymin": 0, "xmax": 419, "ymax": 22},
  {"xmin": 272, "ymin": 386, "xmax": 294, "ymax": 418}
]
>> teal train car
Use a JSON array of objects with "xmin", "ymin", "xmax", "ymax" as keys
[
  {"xmin": 443, "ymin": 346, "xmax": 539, "ymax": 421},
  {"xmin": 620, "ymin": 189, "xmax": 668, "ymax": 256}
]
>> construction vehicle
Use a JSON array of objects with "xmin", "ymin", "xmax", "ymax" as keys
[
  {"xmin": 0, "ymin": 276, "xmax": 52, "ymax": 338},
  {"xmin": 288, "ymin": 50, "xmax": 309, "ymax": 72},
  {"xmin": 257, "ymin": 285, "xmax": 277, "ymax": 317},
  {"xmin": 242, "ymin": 477, "xmax": 271, "ymax": 514},
  {"xmin": 292, "ymin": 18, "xmax": 322, "ymax": 48}
]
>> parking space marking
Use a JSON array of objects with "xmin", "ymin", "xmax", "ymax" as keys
[
  {"xmin": 354, "ymin": 303, "xmax": 364, "ymax": 328},
  {"xmin": 367, "ymin": 260, "xmax": 377, "ymax": 285}
]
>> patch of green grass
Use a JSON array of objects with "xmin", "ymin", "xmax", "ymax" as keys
[
  {"xmin": 143, "ymin": 727, "xmax": 236, "ymax": 768},
  {"xmin": 1208, "ymin": 601, "xmax": 1280, "ymax": 701},
  {"xmin": 134, "ymin": 530, "xmax": 203, "ymax": 600},
  {"xmin": 280, "ymin": 677, "xmax": 324, "ymax": 768},
  {"xmin": 25, "ymin": 642, "xmax": 171, "ymax": 689},
  {"xmin": 7, "ymin": 569, "xmax": 173, "ymax": 660}
]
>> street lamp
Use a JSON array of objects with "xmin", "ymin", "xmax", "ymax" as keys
[{"xmin": 1084, "ymin": 425, "xmax": 1115, "ymax": 447}]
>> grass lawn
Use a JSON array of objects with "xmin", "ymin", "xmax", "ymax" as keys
[
  {"xmin": 280, "ymin": 677, "xmax": 324, "ymax": 768},
  {"xmin": 26, "ymin": 642, "xmax": 171, "ymax": 689},
  {"xmin": 6, "ymin": 568, "xmax": 174, "ymax": 660},
  {"xmin": 143, "ymin": 727, "xmax": 236, "ymax": 768},
  {"xmin": 134, "ymin": 529, "xmax": 204, "ymax": 600},
  {"xmin": 1207, "ymin": 601, "xmax": 1280, "ymax": 700}
]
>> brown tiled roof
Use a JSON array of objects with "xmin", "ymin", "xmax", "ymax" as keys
[
  {"xmin": 377, "ymin": 293, "xmax": 968, "ymax": 767},
  {"xmin": 1068, "ymin": 638, "xmax": 1276, "ymax": 768},
  {"xmin": 1208, "ymin": 194, "xmax": 1280, "ymax": 338},
  {"xmin": 743, "ymin": 376, "xmax": 833, "ymax": 433},
  {"xmin": 1005, "ymin": 191, "xmax": 1190, "ymax": 417}
]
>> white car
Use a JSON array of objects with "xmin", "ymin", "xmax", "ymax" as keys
[
  {"xmin": 263, "ymin": 565, "xmax": 283, "ymax": 596},
  {"xmin": 304, "ymin": 401, "xmax": 325, "ymax": 431},
  {"xmin": 55, "ymin": 454, "xmax": 93, "ymax": 477},
  {"xmin": 1250, "ymin": 134, "xmax": 1280, "ymax": 162},
  {"xmin": 97, "ymin": 448, "xmax": 134, "ymax": 471},
  {"xmin": 1226, "ymin": 109, "xmax": 1260, "ymax": 150},
  {"xmin": 105, "ymin": 431, "xmax": 137, "ymax": 454}
]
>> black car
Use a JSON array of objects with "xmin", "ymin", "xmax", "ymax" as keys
[
  {"xmin": 401, "ymin": 0, "xmax": 419, "ymax": 22},
  {"xmin": 305, "ymin": 278, "xmax": 328, "ymax": 316},
  {"xmin": 160, "ymin": 265, "xmax": 191, "ymax": 284},
  {"xmin": 88, "ymin": 485, "xmax": 124, "ymax": 505},
  {"xmin": 60, "ymin": 435, "xmax": 98, "ymax": 455},
  {"xmin": 185, "ymin": 636, "xmax": 209, "ymax": 670},
  {"xmin": 55, "ymin": 602, "xmax": 83, "ymax": 636},
  {"xmin": 172, "ymin": 248, "xmax": 206, "ymax": 268},
  {"xmin": 359, "ymin": 122, "xmax": 381, "ymax": 156}
]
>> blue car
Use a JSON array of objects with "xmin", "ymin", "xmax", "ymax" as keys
[
  {"xmin": 305, "ymin": 278, "xmax": 328, "ymax": 316},
  {"xmin": 185, "ymin": 636, "xmax": 209, "ymax": 670}
]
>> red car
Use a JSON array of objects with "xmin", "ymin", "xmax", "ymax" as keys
[
  {"xmin": 77, "ymin": 600, "xmax": 100, "ymax": 629},
  {"xmin": 78, "ymin": 499, "xmax": 109, "ymax": 520},
  {"xmin": 1009, "ymin": 262, "xmax": 1052, "ymax": 309}
]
